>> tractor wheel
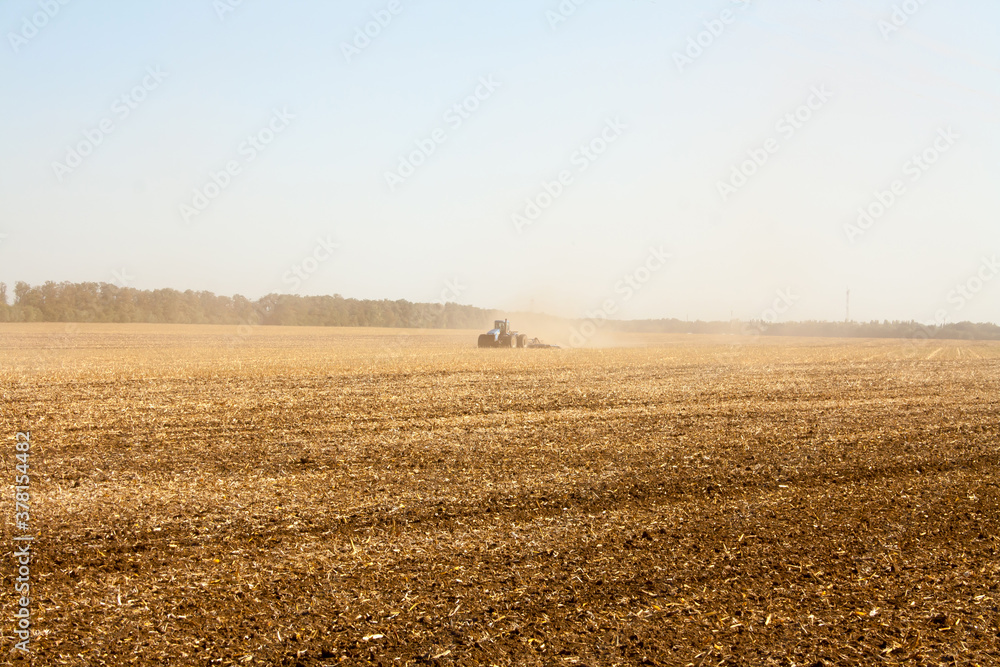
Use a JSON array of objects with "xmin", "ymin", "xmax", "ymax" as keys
[
  {"xmin": 517, "ymin": 334, "xmax": 527, "ymax": 348},
  {"xmin": 508, "ymin": 335, "xmax": 517, "ymax": 348},
  {"xmin": 478, "ymin": 334, "xmax": 493, "ymax": 348}
]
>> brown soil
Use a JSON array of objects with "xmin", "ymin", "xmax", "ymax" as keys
[{"xmin": 1, "ymin": 324, "xmax": 998, "ymax": 666}]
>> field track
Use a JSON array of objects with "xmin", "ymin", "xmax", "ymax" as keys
[{"xmin": 1, "ymin": 324, "xmax": 998, "ymax": 666}]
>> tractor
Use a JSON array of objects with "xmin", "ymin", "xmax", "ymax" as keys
[{"xmin": 477, "ymin": 319, "xmax": 527, "ymax": 348}]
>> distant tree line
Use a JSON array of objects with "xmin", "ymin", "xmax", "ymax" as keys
[
  {"xmin": 0, "ymin": 281, "xmax": 494, "ymax": 329},
  {"xmin": 1, "ymin": 281, "xmax": 999, "ymax": 341}
]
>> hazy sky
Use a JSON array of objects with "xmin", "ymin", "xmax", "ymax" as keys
[{"xmin": 2, "ymin": 0, "xmax": 998, "ymax": 324}]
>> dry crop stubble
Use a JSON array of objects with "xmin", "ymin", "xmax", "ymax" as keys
[{"xmin": 0, "ymin": 323, "xmax": 998, "ymax": 665}]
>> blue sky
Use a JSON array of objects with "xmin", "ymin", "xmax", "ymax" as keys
[{"xmin": 1, "ymin": 0, "xmax": 998, "ymax": 324}]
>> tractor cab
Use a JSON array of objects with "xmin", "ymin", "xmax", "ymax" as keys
[{"xmin": 492, "ymin": 319, "xmax": 509, "ymax": 335}]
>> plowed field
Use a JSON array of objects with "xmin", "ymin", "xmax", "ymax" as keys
[{"xmin": 1, "ymin": 324, "xmax": 998, "ymax": 666}]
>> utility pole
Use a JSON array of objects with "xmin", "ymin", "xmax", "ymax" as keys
[{"xmin": 845, "ymin": 288, "xmax": 850, "ymax": 323}]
